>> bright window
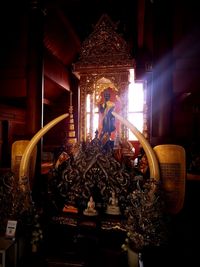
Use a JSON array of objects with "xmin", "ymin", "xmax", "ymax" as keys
[
  {"xmin": 128, "ymin": 71, "xmax": 144, "ymax": 140},
  {"xmin": 86, "ymin": 94, "xmax": 91, "ymax": 135},
  {"xmin": 86, "ymin": 94, "xmax": 99, "ymax": 138}
]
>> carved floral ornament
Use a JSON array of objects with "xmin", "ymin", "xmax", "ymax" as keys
[
  {"xmin": 73, "ymin": 13, "xmax": 135, "ymax": 81},
  {"xmin": 73, "ymin": 14, "xmax": 135, "ymax": 69},
  {"xmin": 79, "ymin": 72, "xmax": 129, "ymax": 95}
]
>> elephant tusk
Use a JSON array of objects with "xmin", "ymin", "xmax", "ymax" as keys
[
  {"xmin": 19, "ymin": 111, "xmax": 159, "ymax": 187},
  {"xmin": 112, "ymin": 111, "xmax": 160, "ymax": 180},
  {"xmin": 19, "ymin": 113, "xmax": 69, "ymax": 182}
]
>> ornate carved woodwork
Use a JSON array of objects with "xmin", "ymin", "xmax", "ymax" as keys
[
  {"xmin": 73, "ymin": 14, "xmax": 135, "ymax": 141},
  {"xmin": 48, "ymin": 136, "xmax": 143, "ymax": 214}
]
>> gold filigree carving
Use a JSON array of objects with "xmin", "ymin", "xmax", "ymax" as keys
[{"xmin": 74, "ymin": 14, "xmax": 135, "ymax": 69}]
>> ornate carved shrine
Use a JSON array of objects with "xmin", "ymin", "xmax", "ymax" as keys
[
  {"xmin": 48, "ymin": 136, "xmax": 135, "ymax": 213},
  {"xmin": 73, "ymin": 14, "xmax": 135, "ymax": 142}
]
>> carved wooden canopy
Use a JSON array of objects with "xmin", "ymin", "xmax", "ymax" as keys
[{"xmin": 74, "ymin": 14, "xmax": 134, "ymax": 69}]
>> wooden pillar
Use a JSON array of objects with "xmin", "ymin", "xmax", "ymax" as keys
[
  {"xmin": 26, "ymin": 0, "xmax": 44, "ymax": 184},
  {"xmin": 151, "ymin": 0, "xmax": 173, "ymax": 144},
  {"xmin": 154, "ymin": 63, "xmax": 172, "ymax": 138},
  {"xmin": 151, "ymin": 52, "xmax": 173, "ymax": 145},
  {"xmin": 137, "ymin": 0, "xmax": 145, "ymax": 49}
]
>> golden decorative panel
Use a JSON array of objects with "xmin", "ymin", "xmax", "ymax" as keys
[{"xmin": 73, "ymin": 14, "xmax": 135, "ymax": 141}]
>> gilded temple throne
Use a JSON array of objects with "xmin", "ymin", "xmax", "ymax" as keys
[{"xmin": 73, "ymin": 14, "xmax": 135, "ymax": 142}]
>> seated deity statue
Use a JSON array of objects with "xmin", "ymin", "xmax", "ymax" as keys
[
  {"xmin": 83, "ymin": 196, "xmax": 98, "ymax": 216},
  {"xmin": 106, "ymin": 191, "xmax": 121, "ymax": 215}
]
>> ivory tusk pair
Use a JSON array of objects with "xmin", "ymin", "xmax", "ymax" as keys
[{"xmin": 19, "ymin": 112, "xmax": 160, "ymax": 188}]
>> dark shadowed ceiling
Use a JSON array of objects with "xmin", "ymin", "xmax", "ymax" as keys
[
  {"xmin": 45, "ymin": 0, "xmax": 138, "ymax": 42},
  {"xmin": 43, "ymin": 0, "xmax": 140, "ymax": 67}
]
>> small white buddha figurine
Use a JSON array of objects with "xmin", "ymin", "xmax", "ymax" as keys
[
  {"xmin": 106, "ymin": 191, "xmax": 121, "ymax": 215},
  {"xmin": 83, "ymin": 196, "xmax": 98, "ymax": 216},
  {"xmin": 109, "ymin": 191, "xmax": 118, "ymax": 206}
]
